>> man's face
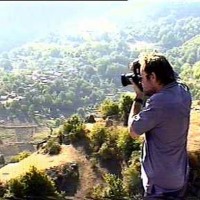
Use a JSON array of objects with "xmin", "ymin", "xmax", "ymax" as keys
[{"xmin": 141, "ymin": 70, "xmax": 157, "ymax": 96}]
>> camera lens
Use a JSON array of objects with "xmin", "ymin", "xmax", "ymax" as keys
[{"xmin": 121, "ymin": 73, "xmax": 133, "ymax": 87}]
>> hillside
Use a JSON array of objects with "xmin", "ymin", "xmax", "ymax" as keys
[
  {"xmin": 188, "ymin": 110, "xmax": 200, "ymax": 152},
  {"xmin": 0, "ymin": 107, "xmax": 199, "ymax": 199},
  {"xmin": 0, "ymin": 144, "xmax": 102, "ymax": 199},
  {"xmin": 1, "ymin": 5, "xmax": 200, "ymax": 122}
]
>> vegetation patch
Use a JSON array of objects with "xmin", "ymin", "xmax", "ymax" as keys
[
  {"xmin": 46, "ymin": 163, "xmax": 79, "ymax": 196},
  {"xmin": 10, "ymin": 151, "xmax": 31, "ymax": 163},
  {"xmin": 4, "ymin": 166, "xmax": 60, "ymax": 199},
  {"xmin": 41, "ymin": 138, "xmax": 61, "ymax": 155}
]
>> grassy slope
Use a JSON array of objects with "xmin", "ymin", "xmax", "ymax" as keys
[
  {"xmin": 188, "ymin": 101, "xmax": 200, "ymax": 152},
  {"xmin": 0, "ymin": 105, "xmax": 199, "ymax": 197},
  {"xmin": 0, "ymin": 144, "xmax": 102, "ymax": 199}
]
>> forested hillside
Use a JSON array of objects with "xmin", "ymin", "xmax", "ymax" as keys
[
  {"xmin": 0, "ymin": 2, "xmax": 200, "ymax": 199},
  {"xmin": 0, "ymin": 2, "xmax": 200, "ymax": 124}
]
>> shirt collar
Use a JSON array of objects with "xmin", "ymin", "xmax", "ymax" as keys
[{"xmin": 160, "ymin": 81, "xmax": 177, "ymax": 91}]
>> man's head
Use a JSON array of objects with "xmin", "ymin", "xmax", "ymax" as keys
[{"xmin": 139, "ymin": 53, "xmax": 176, "ymax": 96}]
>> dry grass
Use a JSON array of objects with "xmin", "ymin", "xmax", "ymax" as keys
[
  {"xmin": 0, "ymin": 144, "xmax": 78, "ymax": 182},
  {"xmin": 187, "ymin": 109, "xmax": 200, "ymax": 152},
  {"xmin": 0, "ymin": 144, "xmax": 102, "ymax": 199}
]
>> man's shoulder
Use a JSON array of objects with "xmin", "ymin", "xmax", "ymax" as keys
[
  {"xmin": 148, "ymin": 93, "xmax": 166, "ymax": 106},
  {"xmin": 148, "ymin": 83, "xmax": 191, "ymax": 108}
]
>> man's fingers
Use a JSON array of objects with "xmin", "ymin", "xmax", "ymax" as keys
[
  {"xmin": 129, "ymin": 78, "xmax": 143, "ymax": 96},
  {"xmin": 129, "ymin": 79, "xmax": 140, "ymax": 90}
]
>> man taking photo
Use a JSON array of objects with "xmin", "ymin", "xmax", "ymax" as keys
[{"xmin": 128, "ymin": 53, "xmax": 192, "ymax": 200}]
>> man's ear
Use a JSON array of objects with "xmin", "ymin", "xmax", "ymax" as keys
[{"xmin": 150, "ymin": 72, "xmax": 157, "ymax": 82}]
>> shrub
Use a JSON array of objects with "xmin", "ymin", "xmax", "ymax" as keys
[
  {"xmin": 122, "ymin": 152, "xmax": 142, "ymax": 196},
  {"xmin": 48, "ymin": 142, "xmax": 61, "ymax": 155},
  {"xmin": 87, "ymin": 184, "xmax": 105, "ymax": 200},
  {"xmin": 98, "ymin": 143, "xmax": 117, "ymax": 160},
  {"xmin": 63, "ymin": 114, "xmax": 84, "ymax": 134},
  {"xmin": 99, "ymin": 99, "xmax": 120, "ymax": 118},
  {"xmin": 97, "ymin": 128, "xmax": 120, "ymax": 160},
  {"xmin": 119, "ymin": 94, "xmax": 134, "ymax": 126},
  {"xmin": 103, "ymin": 173, "xmax": 129, "ymax": 199},
  {"xmin": 43, "ymin": 139, "xmax": 61, "ymax": 155},
  {"xmin": 61, "ymin": 114, "xmax": 86, "ymax": 143},
  {"xmin": 10, "ymin": 151, "xmax": 31, "ymax": 163},
  {"xmin": 88, "ymin": 173, "xmax": 130, "ymax": 200},
  {"xmin": 89, "ymin": 124, "xmax": 142, "ymax": 162},
  {"xmin": 0, "ymin": 181, "xmax": 7, "ymax": 197},
  {"xmin": 88, "ymin": 123, "xmax": 107, "ymax": 151},
  {"xmin": 6, "ymin": 166, "xmax": 58, "ymax": 198},
  {"xmin": 7, "ymin": 179, "xmax": 25, "ymax": 198},
  {"xmin": 116, "ymin": 127, "xmax": 142, "ymax": 161}
]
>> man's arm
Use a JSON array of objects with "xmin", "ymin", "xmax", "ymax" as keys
[
  {"xmin": 127, "ymin": 78, "xmax": 144, "ymax": 138},
  {"xmin": 128, "ymin": 97, "xmax": 143, "ymax": 138}
]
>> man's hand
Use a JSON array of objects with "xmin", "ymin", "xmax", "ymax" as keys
[{"xmin": 129, "ymin": 78, "xmax": 144, "ymax": 99}]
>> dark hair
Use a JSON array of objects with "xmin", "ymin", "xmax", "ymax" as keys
[{"xmin": 139, "ymin": 53, "xmax": 176, "ymax": 85}]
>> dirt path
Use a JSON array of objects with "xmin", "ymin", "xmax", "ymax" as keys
[{"xmin": 72, "ymin": 149, "xmax": 102, "ymax": 200}]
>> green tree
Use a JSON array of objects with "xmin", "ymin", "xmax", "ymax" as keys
[
  {"xmin": 100, "ymin": 99, "xmax": 119, "ymax": 118},
  {"xmin": 119, "ymin": 94, "xmax": 134, "ymax": 126},
  {"xmin": 103, "ymin": 174, "xmax": 129, "ymax": 200},
  {"xmin": 7, "ymin": 166, "xmax": 58, "ymax": 198}
]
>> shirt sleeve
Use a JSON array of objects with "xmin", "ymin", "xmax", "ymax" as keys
[{"xmin": 131, "ymin": 97, "xmax": 162, "ymax": 135}]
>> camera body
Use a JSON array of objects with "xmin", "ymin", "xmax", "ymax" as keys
[{"xmin": 121, "ymin": 59, "xmax": 143, "ymax": 91}]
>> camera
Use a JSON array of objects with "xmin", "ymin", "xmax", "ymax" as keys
[{"xmin": 121, "ymin": 59, "xmax": 143, "ymax": 91}]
